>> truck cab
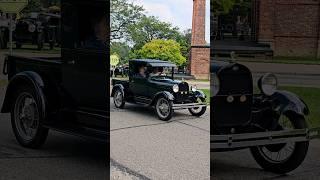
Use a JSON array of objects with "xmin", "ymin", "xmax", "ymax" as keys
[{"xmin": 1, "ymin": 0, "xmax": 108, "ymax": 148}]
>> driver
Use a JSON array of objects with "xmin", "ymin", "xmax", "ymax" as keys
[{"xmin": 149, "ymin": 67, "xmax": 160, "ymax": 77}]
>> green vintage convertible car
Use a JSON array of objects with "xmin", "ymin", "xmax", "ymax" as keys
[{"xmin": 111, "ymin": 59, "xmax": 207, "ymax": 121}]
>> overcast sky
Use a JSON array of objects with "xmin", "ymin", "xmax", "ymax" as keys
[{"xmin": 133, "ymin": 0, "xmax": 210, "ymax": 43}]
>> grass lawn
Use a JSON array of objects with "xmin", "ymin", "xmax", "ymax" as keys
[
  {"xmin": 280, "ymin": 86, "xmax": 320, "ymax": 128},
  {"xmin": 200, "ymin": 89, "xmax": 210, "ymax": 104}
]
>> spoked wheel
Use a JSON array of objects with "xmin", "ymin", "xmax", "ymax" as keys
[
  {"xmin": 155, "ymin": 97, "xmax": 173, "ymax": 121},
  {"xmin": 188, "ymin": 98, "xmax": 206, "ymax": 117},
  {"xmin": 250, "ymin": 113, "xmax": 309, "ymax": 174},
  {"xmin": 113, "ymin": 89, "xmax": 125, "ymax": 108},
  {"xmin": 11, "ymin": 85, "xmax": 48, "ymax": 148}
]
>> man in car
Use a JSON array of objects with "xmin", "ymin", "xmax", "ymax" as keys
[{"xmin": 136, "ymin": 66, "xmax": 146, "ymax": 78}]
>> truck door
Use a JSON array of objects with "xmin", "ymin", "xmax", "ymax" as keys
[{"xmin": 61, "ymin": 1, "xmax": 108, "ymax": 128}]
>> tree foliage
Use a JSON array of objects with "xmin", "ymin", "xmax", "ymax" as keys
[
  {"xmin": 110, "ymin": 42, "xmax": 131, "ymax": 65},
  {"xmin": 132, "ymin": 39, "xmax": 186, "ymax": 66},
  {"xmin": 128, "ymin": 16, "xmax": 180, "ymax": 49},
  {"xmin": 212, "ymin": 0, "xmax": 236, "ymax": 15},
  {"xmin": 111, "ymin": 0, "xmax": 144, "ymax": 40}
]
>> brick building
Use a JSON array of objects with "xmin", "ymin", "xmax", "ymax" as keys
[
  {"xmin": 256, "ymin": 0, "xmax": 320, "ymax": 57},
  {"xmin": 190, "ymin": 0, "xmax": 210, "ymax": 79}
]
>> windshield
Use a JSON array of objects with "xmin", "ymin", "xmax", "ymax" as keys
[{"xmin": 148, "ymin": 66, "xmax": 174, "ymax": 80}]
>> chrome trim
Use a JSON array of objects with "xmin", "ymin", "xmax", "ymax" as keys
[
  {"xmin": 211, "ymin": 128, "xmax": 320, "ymax": 150},
  {"xmin": 172, "ymin": 102, "xmax": 207, "ymax": 110}
]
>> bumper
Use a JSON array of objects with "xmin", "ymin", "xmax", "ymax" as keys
[
  {"xmin": 172, "ymin": 102, "xmax": 207, "ymax": 110},
  {"xmin": 211, "ymin": 128, "xmax": 320, "ymax": 151}
]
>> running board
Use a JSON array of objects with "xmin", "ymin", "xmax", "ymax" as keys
[
  {"xmin": 211, "ymin": 128, "xmax": 320, "ymax": 150},
  {"xmin": 44, "ymin": 123, "xmax": 108, "ymax": 143}
]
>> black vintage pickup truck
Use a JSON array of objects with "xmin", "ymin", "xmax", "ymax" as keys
[
  {"xmin": 1, "ymin": 0, "xmax": 108, "ymax": 148},
  {"xmin": 111, "ymin": 59, "xmax": 207, "ymax": 121},
  {"xmin": 211, "ymin": 59, "xmax": 320, "ymax": 173}
]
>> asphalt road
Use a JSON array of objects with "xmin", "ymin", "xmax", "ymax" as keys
[
  {"xmin": 110, "ymin": 100, "xmax": 210, "ymax": 180},
  {"xmin": 212, "ymin": 140, "xmax": 320, "ymax": 180}
]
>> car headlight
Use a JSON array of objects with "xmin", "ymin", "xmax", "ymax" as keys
[
  {"xmin": 211, "ymin": 73, "xmax": 220, "ymax": 96},
  {"xmin": 191, "ymin": 85, "xmax": 197, "ymax": 92},
  {"xmin": 28, "ymin": 24, "xmax": 36, "ymax": 32},
  {"xmin": 258, "ymin": 73, "xmax": 278, "ymax": 96},
  {"xmin": 173, "ymin": 84, "xmax": 179, "ymax": 93}
]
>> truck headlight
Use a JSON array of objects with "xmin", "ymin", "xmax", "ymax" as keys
[
  {"xmin": 258, "ymin": 73, "xmax": 278, "ymax": 96},
  {"xmin": 191, "ymin": 85, "xmax": 197, "ymax": 92},
  {"xmin": 211, "ymin": 73, "xmax": 220, "ymax": 96},
  {"xmin": 28, "ymin": 24, "xmax": 36, "ymax": 32},
  {"xmin": 173, "ymin": 84, "xmax": 179, "ymax": 93}
]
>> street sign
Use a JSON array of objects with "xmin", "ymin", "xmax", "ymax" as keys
[
  {"xmin": 110, "ymin": 54, "xmax": 120, "ymax": 66},
  {"xmin": 0, "ymin": 0, "xmax": 28, "ymax": 13}
]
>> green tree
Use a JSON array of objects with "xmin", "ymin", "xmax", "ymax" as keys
[
  {"xmin": 111, "ymin": 0, "xmax": 144, "ymax": 40},
  {"xmin": 132, "ymin": 39, "xmax": 186, "ymax": 66},
  {"xmin": 22, "ymin": 0, "xmax": 42, "ymax": 13},
  {"xmin": 128, "ymin": 16, "xmax": 180, "ymax": 50},
  {"xmin": 212, "ymin": 0, "xmax": 236, "ymax": 15},
  {"xmin": 111, "ymin": 42, "xmax": 131, "ymax": 64}
]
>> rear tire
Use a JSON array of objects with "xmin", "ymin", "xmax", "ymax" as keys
[
  {"xmin": 11, "ymin": 84, "xmax": 49, "ymax": 148},
  {"xmin": 250, "ymin": 113, "xmax": 309, "ymax": 174}
]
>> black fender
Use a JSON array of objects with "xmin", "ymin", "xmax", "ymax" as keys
[
  {"xmin": 271, "ymin": 90, "xmax": 309, "ymax": 117},
  {"xmin": 1, "ymin": 71, "xmax": 46, "ymax": 119},
  {"xmin": 151, "ymin": 91, "xmax": 175, "ymax": 105},
  {"xmin": 194, "ymin": 90, "xmax": 206, "ymax": 101},
  {"xmin": 111, "ymin": 84, "xmax": 125, "ymax": 97}
]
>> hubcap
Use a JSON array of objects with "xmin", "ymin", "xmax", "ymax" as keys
[
  {"xmin": 14, "ymin": 92, "xmax": 39, "ymax": 141},
  {"xmin": 114, "ymin": 91, "xmax": 123, "ymax": 107},
  {"xmin": 156, "ymin": 98, "xmax": 170, "ymax": 118},
  {"xmin": 190, "ymin": 98, "xmax": 203, "ymax": 113},
  {"xmin": 258, "ymin": 115, "xmax": 296, "ymax": 163}
]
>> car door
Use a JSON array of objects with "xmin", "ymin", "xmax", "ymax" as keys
[
  {"xmin": 130, "ymin": 76, "xmax": 151, "ymax": 104},
  {"xmin": 61, "ymin": 2, "xmax": 108, "ymax": 129}
]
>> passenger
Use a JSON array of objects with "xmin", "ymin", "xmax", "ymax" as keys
[
  {"xmin": 136, "ymin": 66, "xmax": 146, "ymax": 78},
  {"xmin": 83, "ymin": 13, "xmax": 107, "ymax": 49},
  {"xmin": 149, "ymin": 68, "xmax": 160, "ymax": 77}
]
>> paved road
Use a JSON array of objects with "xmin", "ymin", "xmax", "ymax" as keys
[
  {"xmin": 110, "ymin": 100, "xmax": 210, "ymax": 180},
  {"xmin": 212, "ymin": 140, "xmax": 320, "ymax": 180}
]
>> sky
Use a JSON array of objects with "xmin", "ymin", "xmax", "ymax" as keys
[{"xmin": 133, "ymin": 0, "xmax": 210, "ymax": 43}]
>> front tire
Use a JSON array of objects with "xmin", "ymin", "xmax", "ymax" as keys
[
  {"xmin": 250, "ymin": 113, "xmax": 309, "ymax": 174},
  {"xmin": 11, "ymin": 84, "xmax": 49, "ymax": 148},
  {"xmin": 188, "ymin": 98, "xmax": 206, "ymax": 117},
  {"xmin": 113, "ymin": 89, "xmax": 125, "ymax": 109},
  {"xmin": 155, "ymin": 97, "xmax": 173, "ymax": 121}
]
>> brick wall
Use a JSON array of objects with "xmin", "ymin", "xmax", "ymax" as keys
[
  {"xmin": 257, "ymin": 0, "xmax": 320, "ymax": 57},
  {"xmin": 190, "ymin": 46, "xmax": 210, "ymax": 79},
  {"xmin": 190, "ymin": 0, "xmax": 210, "ymax": 79}
]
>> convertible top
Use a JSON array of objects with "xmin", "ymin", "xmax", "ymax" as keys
[{"xmin": 130, "ymin": 59, "xmax": 176, "ymax": 67}]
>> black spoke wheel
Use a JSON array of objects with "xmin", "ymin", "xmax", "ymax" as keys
[
  {"xmin": 11, "ymin": 85, "xmax": 48, "ymax": 148},
  {"xmin": 113, "ymin": 89, "xmax": 125, "ymax": 108},
  {"xmin": 188, "ymin": 98, "xmax": 206, "ymax": 117},
  {"xmin": 155, "ymin": 97, "xmax": 173, "ymax": 121},
  {"xmin": 250, "ymin": 113, "xmax": 309, "ymax": 174}
]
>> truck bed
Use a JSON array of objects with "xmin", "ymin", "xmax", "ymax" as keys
[{"xmin": 5, "ymin": 55, "xmax": 62, "ymax": 81}]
